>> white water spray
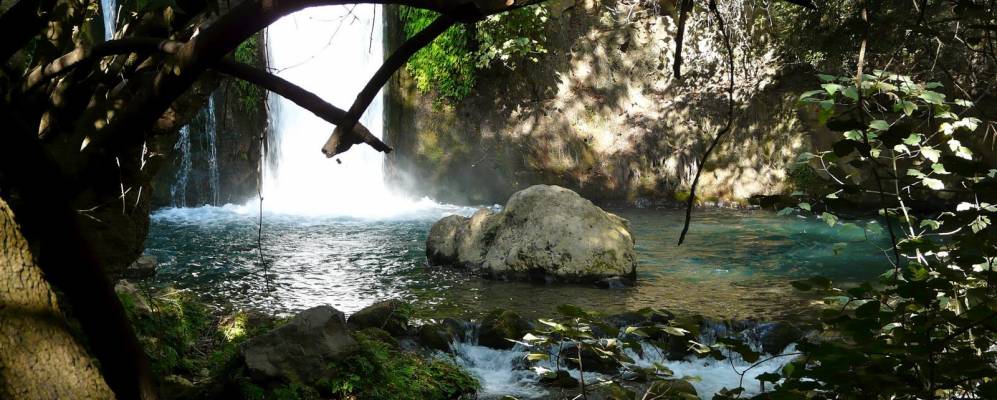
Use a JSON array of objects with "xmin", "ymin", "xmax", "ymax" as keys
[
  {"xmin": 101, "ymin": 0, "xmax": 117, "ymax": 41},
  {"xmin": 205, "ymin": 95, "xmax": 220, "ymax": 205},
  {"xmin": 170, "ymin": 126, "xmax": 192, "ymax": 207},
  {"xmin": 262, "ymin": 5, "xmax": 433, "ymax": 217}
]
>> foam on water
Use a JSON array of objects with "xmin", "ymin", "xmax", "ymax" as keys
[
  {"xmin": 447, "ymin": 342, "xmax": 547, "ymax": 399},
  {"xmin": 442, "ymin": 326, "xmax": 797, "ymax": 399}
]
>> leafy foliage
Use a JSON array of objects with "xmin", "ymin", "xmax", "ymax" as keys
[
  {"xmin": 769, "ymin": 73, "xmax": 997, "ymax": 398},
  {"xmin": 522, "ymin": 305, "xmax": 699, "ymax": 399},
  {"xmin": 232, "ymin": 34, "xmax": 266, "ymax": 112},
  {"xmin": 399, "ymin": 4, "xmax": 547, "ymax": 103}
]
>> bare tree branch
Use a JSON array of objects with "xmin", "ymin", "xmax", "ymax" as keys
[
  {"xmin": 677, "ymin": 0, "xmax": 735, "ymax": 246},
  {"xmin": 213, "ymin": 59, "xmax": 390, "ymax": 153},
  {"xmin": 672, "ymin": 0, "xmax": 693, "ymax": 79},
  {"xmin": 85, "ymin": 1, "xmax": 508, "ymax": 162},
  {"xmin": 324, "ymin": 13, "xmax": 457, "ymax": 157},
  {"xmin": 21, "ymin": 38, "xmax": 184, "ymax": 93}
]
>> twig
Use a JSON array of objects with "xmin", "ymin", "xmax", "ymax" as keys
[{"xmin": 677, "ymin": 0, "xmax": 736, "ymax": 246}]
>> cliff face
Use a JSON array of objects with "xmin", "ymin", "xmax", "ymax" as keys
[
  {"xmin": 384, "ymin": 1, "xmax": 824, "ymax": 206},
  {"xmin": 150, "ymin": 35, "xmax": 267, "ymax": 208}
]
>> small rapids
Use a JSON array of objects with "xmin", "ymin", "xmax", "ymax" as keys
[{"xmin": 438, "ymin": 321, "xmax": 799, "ymax": 399}]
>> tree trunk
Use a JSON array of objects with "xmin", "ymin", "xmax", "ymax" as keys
[{"xmin": 0, "ymin": 197, "xmax": 115, "ymax": 399}]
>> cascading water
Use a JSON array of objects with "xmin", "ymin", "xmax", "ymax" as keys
[
  {"xmin": 205, "ymin": 95, "xmax": 220, "ymax": 205},
  {"xmin": 169, "ymin": 93, "xmax": 220, "ymax": 207},
  {"xmin": 170, "ymin": 126, "xmax": 192, "ymax": 208},
  {"xmin": 100, "ymin": 0, "xmax": 117, "ymax": 41},
  {"xmin": 443, "ymin": 321, "xmax": 798, "ymax": 399},
  {"xmin": 262, "ymin": 5, "xmax": 433, "ymax": 217}
]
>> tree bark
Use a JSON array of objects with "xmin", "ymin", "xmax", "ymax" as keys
[{"xmin": 0, "ymin": 196, "xmax": 116, "ymax": 399}]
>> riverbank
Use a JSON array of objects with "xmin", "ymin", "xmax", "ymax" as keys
[{"xmin": 117, "ymin": 281, "xmax": 809, "ymax": 400}]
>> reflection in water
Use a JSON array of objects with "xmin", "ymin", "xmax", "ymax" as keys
[{"xmin": 146, "ymin": 205, "xmax": 890, "ymax": 321}]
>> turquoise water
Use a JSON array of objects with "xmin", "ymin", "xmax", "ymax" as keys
[{"xmin": 145, "ymin": 206, "xmax": 891, "ymax": 320}]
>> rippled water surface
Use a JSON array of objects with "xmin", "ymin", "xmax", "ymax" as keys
[{"xmin": 146, "ymin": 205, "xmax": 891, "ymax": 320}]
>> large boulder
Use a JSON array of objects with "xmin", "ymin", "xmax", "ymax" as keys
[
  {"xmin": 240, "ymin": 306, "xmax": 357, "ymax": 383},
  {"xmin": 346, "ymin": 299, "xmax": 410, "ymax": 336},
  {"xmin": 426, "ymin": 185, "xmax": 637, "ymax": 284}
]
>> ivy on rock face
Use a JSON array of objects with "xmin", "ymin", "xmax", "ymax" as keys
[{"xmin": 399, "ymin": 4, "xmax": 548, "ymax": 103}]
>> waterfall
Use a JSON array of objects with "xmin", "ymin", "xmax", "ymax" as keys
[
  {"xmin": 262, "ymin": 5, "xmax": 429, "ymax": 217},
  {"xmin": 101, "ymin": 0, "xmax": 117, "ymax": 41},
  {"xmin": 170, "ymin": 93, "xmax": 220, "ymax": 207},
  {"xmin": 170, "ymin": 126, "xmax": 192, "ymax": 208},
  {"xmin": 206, "ymin": 95, "xmax": 220, "ymax": 205}
]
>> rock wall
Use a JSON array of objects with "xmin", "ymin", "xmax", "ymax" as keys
[
  {"xmin": 384, "ymin": 1, "xmax": 823, "ymax": 206},
  {"xmin": 150, "ymin": 36, "xmax": 267, "ymax": 208}
]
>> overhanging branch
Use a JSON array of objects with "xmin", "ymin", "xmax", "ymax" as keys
[
  {"xmin": 86, "ymin": 0, "xmax": 539, "ymax": 164},
  {"xmin": 324, "ymin": 13, "xmax": 457, "ymax": 157},
  {"xmin": 0, "ymin": 0, "xmax": 57, "ymax": 63},
  {"xmin": 21, "ymin": 38, "xmax": 183, "ymax": 93},
  {"xmin": 213, "ymin": 59, "xmax": 391, "ymax": 153}
]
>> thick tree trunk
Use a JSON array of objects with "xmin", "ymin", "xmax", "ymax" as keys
[{"xmin": 0, "ymin": 197, "xmax": 115, "ymax": 399}]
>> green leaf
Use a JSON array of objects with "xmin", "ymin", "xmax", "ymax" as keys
[
  {"xmin": 869, "ymin": 120, "xmax": 890, "ymax": 131},
  {"xmin": 842, "ymin": 86, "xmax": 859, "ymax": 101},
  {"xmin": 921, "ymin": 147, "xmax": 941, "ymax": 162},
  {"xmin": 970, "ymin": 215, "xmax": 991, "ymax": 233},
  {"xmin": 820, "ymin": 212, "xmax": 838, "ymax": 227},
  {"xmin": 843, "ymin": 130, "xmax": 864, "ymax": 141},
  {"xmin": 920, "ymin": 219, "xmax": 941, "ymax": 230},
  {"xmin": 922, "ymin": 177, "xmax": 945, "ymax": 190},
  {"xmin": 662, "ymin": 326, "xmax": 689, "ymax": 336},
  {"xmin": 527, "ymin": 353, "xmax": 550, "ymax": 361},
  {"xmin": 931, "ymin": 163, "xmax": 950, "ymax": 175},
  {"xmin": 953, "ymin": 117, "xmax": 981, "ymax": 132},
  {"xmin": 799, "ymin": 90, "xmax": 824, "ymax": 100},
  {"xmin": 954, "ymin": 98, "xmax": 974, "ymax": 107},
  {"xmin": 918, "ymin": 91, "xmax": 946, "ymax": 105},
  {"xmin": 903, "ymin": 133, "xmax": 923, "ymax": 145},
  {"xmin": 817, "ymin": 74, "xmax": 837, "ymax": 82},
  {"xmin": 822, "ymin": 83, "xmax": 843, "ymax": 95},
  {"xmin": 799, "ymin": 202, "xmax": 812, "ymax": 212}
]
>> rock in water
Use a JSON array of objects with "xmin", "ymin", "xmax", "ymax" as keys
[
  {"xmin": 241, "ymin": 306, "xmax": 357, "ymax": 383},
  {"xmin": 478, "ymin": 309, "xmax": 531, "ymax": 349},
  {"xmin": 426, "ymin": 185, "xmax": 637, "ymax": 284},
  {"xmin": 124, "ymin": 255, "xmax": 158, "ymax": 279},
  {"xmin": 347, "ymin": 299, "xmax": 410, "ymax": 336}
]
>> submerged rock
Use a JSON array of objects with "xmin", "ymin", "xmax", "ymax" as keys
[
  {"xmin": 347, "ymin": 299, "xmax": 410, "ymax": 336},
  {"xmin": 417, "ymin": 318, "xmax": 471, "ymax": 351},
  {"xmin": 478, "ymin": 309, "xmax": 530, "ymax": 349},
  {"xmin": 426, "ymin": 185, "xmax": 637, "ymax": 285},
  {"xmin": 240, "ymin": 305, "xmax": 357, "ymax": 383},
  {"xmin": 560, "ymin": 344, "xmax": 620, "ymax": 375},
  {"xmin": 757, "ymin": 322, "xmax": 803, "ymax": 354},
  {"xmin": 539, "ymin": 369, "xmax": 578, "ymax": 388}
]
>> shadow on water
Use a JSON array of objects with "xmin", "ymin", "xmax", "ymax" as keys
[{"xmin": 145, "ymin": 205, "xmax": 891, "ymax": 321}]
